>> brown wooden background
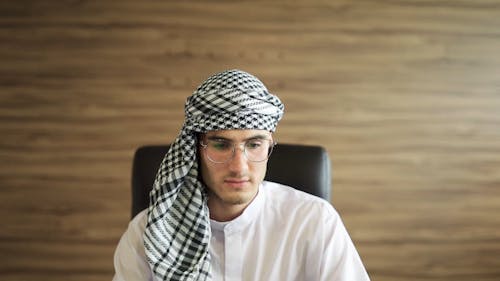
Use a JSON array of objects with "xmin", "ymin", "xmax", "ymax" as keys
[{"xmin": 1, "ymin": 1, "xmax": 500, "ymax": 280}]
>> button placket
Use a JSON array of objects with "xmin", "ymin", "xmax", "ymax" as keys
[{"xmin": 224, "ymin": 226, "xmax": 243, "ymax": 281}]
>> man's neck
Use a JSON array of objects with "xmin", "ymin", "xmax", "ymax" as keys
[{"xmin": 208, "ymin": 200, "xmax": 249, "ymax": 222}]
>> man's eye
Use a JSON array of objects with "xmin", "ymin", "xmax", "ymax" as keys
[
  {"xmin": 246, "ymin": 141, "xmax": 263, "ymax": 149},
  {"xmin": 211, "ymin": 141, "xmax": 231, "ymax": 150}
]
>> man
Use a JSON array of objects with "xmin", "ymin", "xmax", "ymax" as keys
[{"xmin": 113, "ymin": 69, "xmax": 370, "ymax": 280}]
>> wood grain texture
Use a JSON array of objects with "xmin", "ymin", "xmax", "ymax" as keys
[{"xmin": 1, "ymin": 1, "xmax": 500, "ymax": 280}]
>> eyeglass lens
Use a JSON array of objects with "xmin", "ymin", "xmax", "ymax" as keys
[{"xmin": 204, "ymin": 139, "xmax": 274, "ymax": 163}]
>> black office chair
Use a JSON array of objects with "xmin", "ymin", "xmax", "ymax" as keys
[{"xmin": 131, "ymin": 143, "xmax": 331, "ymax": 218}]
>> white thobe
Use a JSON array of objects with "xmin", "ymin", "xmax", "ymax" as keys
[{"xmin": 113, "ymin": 181, "xmax": 370, "ymax": 281}]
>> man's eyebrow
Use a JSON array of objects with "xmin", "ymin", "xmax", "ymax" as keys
[
  {"xmin": 245, "ymin": 134, "xmax": 272, "ymax": 141},
  {"xmin": 206, "ymin": 134, "xmax": 271, "ymax": 142},
  {"xmin": 206, "ymin": 135, "xmax": 231, "ymax": 141}
]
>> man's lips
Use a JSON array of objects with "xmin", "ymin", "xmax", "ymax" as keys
[{"xmin": 224, "ymin": 178, "xmax": 250, "ymax": 187}]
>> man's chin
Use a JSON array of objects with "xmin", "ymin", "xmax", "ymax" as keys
[
  {"xmin": 221, "ymin": 195, "xmax": 252, "ymax": 206},
  {"xmin": 219, "ymin": 190, "xmax": 256, "ymax": 206}
]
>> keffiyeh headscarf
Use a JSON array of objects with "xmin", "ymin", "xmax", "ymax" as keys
[{"xmin": 144, "ymin": 69, "xmax": 284, "ymax": 280}]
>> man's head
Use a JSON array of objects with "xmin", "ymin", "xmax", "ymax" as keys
[{"xmin": 185, "ymin": 69, "xmax": 283, "ymax": 219}]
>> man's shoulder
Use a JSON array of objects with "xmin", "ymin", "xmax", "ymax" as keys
[
  {"xmin": 261, "ymin": 181, "xmax": 336, "ymax": 215},
  {"xmin": 262, "ymin": 180, "xmax": 328, "ymax": 201},
  {"xmin": 129, "ymin": 209, "xmax": 148, "ymax": 233}
]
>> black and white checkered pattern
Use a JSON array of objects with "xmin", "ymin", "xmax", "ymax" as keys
[{"xmin": 144, "ymin": 70, "xmax": 284, "ymax": 280}]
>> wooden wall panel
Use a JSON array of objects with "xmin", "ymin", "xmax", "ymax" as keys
[{"xmin": 1, "ymin": 1, "xmax": 500, "ymax": 280}]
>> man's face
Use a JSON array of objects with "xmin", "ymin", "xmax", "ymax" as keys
[{"xmin": 199, "ymin": 129, "xmax": 272, "ymax": 215}]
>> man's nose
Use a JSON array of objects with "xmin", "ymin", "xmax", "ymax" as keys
[{"xmin": 228, "ymin": 144, "xmax": 248, "ymax": 172}]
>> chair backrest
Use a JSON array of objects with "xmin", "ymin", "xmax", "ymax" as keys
[{"xmin": 131, "ymin": 143, "xmax": 331, "ymax": 218}]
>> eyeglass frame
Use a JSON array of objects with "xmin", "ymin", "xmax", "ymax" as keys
[{"xmin": 199, "ymin": 136, "xmax": 277, "ymax": 164}]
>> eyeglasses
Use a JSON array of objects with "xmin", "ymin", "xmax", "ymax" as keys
[{"xmin": 200, "ymin": 138, "xmax": 276, "ymax": 164}]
